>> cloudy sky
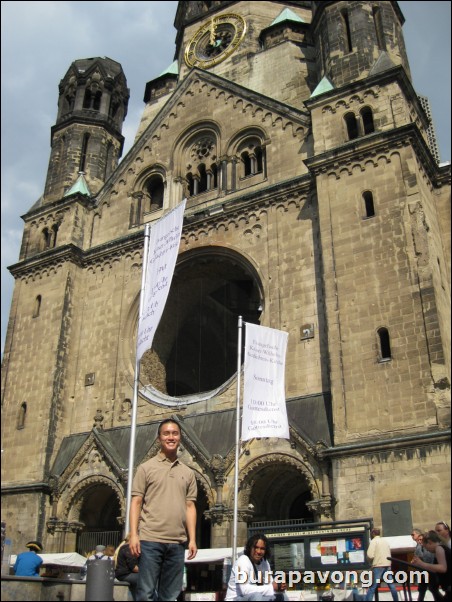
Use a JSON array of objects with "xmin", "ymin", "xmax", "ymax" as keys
[{"xmin": 1, "ymin": 1, "xmax": 451, "ymax": 354}]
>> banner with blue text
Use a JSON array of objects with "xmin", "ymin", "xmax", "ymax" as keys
[{"xmin": 242, "ymin": 322, "xmax": 289, "ymax": 441}]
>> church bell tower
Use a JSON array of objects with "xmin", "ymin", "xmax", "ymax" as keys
[{"xmin": 43, "ymin": 57, "xmax": 129, "ymax": 204}]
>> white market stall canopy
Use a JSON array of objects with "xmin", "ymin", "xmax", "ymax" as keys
[
  {"xmin": 10, "ymin": 552, "xmax": 87, "ymax": 567},
  {"xmin": 185, "ymin": 548, "xmax": 233, "ymax": 563}
]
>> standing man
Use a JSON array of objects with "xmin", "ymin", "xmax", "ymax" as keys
[
  {"xmin": 365, "ymin": 528, "xmax": 398, "ymax": 601},
  {"xmin": 129, "ymin": 419, "xmax": 197, "ymax": 601}
]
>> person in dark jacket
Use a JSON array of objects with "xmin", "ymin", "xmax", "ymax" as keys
[
  {"xmin": 412, "ymin": 530, "xmax": 451, "ymax": 601},
  {"xmin": 115, "ymin": 541, "xmax": 139, "ymax": 601}
]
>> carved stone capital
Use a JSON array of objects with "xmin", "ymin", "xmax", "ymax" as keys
[
  {"xmin": 210, "ymin": 454, "xmax": 226, "ymax": 485},
  {"xmin": 306, "ymin": 495, "xmax": 336, "ymax": 520},
  {"xmin": 204, "ymin": 504, "xmax": 230, "ymax": 526},
  {"xmin": 46, "ymin": 519, "xmax": 70, "ymax": 534}
]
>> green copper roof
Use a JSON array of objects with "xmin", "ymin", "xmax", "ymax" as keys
[
  {"xmin": 272, "ymin": 8, "xmax": 307, "ymax": 26},
  {"xmin": 64, "ymin": 172, "xmax": 91, "ymax": 198},
  {"xmin": 158, "ymin": 60, "xmax": 179, "ymax": 78},
  {"xmin": 311, "ymin": 76, "xmax": 334, "ymax": 98}
]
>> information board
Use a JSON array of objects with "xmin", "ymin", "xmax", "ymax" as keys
[{"xmin": 251, "ymin": 521, "xmax": 371, "ymax": 572}]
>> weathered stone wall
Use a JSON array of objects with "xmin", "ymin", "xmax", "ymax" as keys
[{"xmin": 332, "ymin": 442, "xmax": 451, "ymax": 529}]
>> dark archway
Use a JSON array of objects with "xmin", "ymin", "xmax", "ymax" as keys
[
  {"xmin": 76, "ymin": 485, "xmax": 122, "ymax": 555},
  {"xmin": 247, "ymin": 463, "xmax": 315, "ymax": 523}
]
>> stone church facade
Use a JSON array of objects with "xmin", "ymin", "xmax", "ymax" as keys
[{"xmin": 1, "ymin": 1, "xmax": 450, "ymax": 555}]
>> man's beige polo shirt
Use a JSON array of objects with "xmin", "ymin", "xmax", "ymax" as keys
[{"xmin": 131, "ymin": 453, "xmax": 197, "ymax": 543}]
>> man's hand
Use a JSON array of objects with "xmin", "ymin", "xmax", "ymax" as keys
[
  {"xmin": 129, "ymin": 533, "xmax": 141, "ymax": 558},
  {"xmin": 187, "ymin": 540, "xmax": 197, "ymax": 560}
]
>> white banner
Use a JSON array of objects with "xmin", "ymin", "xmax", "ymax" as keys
[
  {"xmin": 242, "ymin": 322, "xmax": 290, "ymax": 441},
  {"xmin": 136, "ymin": 199, "xmax": 186, "ymax": 361}
]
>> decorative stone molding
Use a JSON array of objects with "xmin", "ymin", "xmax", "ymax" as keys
[
  {"xmin": 306, "ymin": 495, "xmax": 336, "ymax": 520},
  {"xmin": 204, "ymin": 503, "xmax": 230, "ymax": 526}
]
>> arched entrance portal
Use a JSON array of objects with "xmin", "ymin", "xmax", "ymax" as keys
[
  {"xmin": 245, "ymin": 461, "xmax": 315, "ymax": 523},
  {"xmin": 76, "ymin": 484, "xmax": 122, "ymax": 555}
]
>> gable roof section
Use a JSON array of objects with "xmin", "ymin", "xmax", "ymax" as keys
[
  {"xmin": 97, "ymin": 67, "xmax": 311, "ymax": 203},
  {"xmin": 50, "ymin": 394, "xmax": 332, "ymax": 477}
]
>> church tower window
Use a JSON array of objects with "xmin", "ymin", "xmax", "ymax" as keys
[
  {"xmin": 42, "ymin": 227, "xmax": 52, "ymax": 250},
  {"xmin": 33, "ymin": 295, "xmax": 42, "ymax": 318},
  {"xmin": 363, "ymin": 191, "xmax": 376, "ymax": 218},
  {"xmin": 378, "ymin": 328, "xmax": 392, "ymax": 361},
  {"xmin": 237, "ymin": 135, "xmax": 266, "ymax": 180},
  {"xmin": 242, "ymin": 151, "xmax": 252, "ymax": 177},
  {"xmin": 146, "ymin": 175, "xmax": 164, "ymax": 212},
  {"xmin": 341, "ymin": 10, "xmax": 353, "ymax": 53},
  {"xmin": 184, "ymin": 135, "xmax": 218, "ymax": 198},
  {"xmin": 344, "ymin": 112, "xmax": 359, "ymax": 140},
  {"xmin": 361, "ymin": 107, "xmax": 375, "ymax": 135},
  {"xmin": 17, "ymin": 402, "xmax": 27, "ymax": 429},
  {"xmin": 79, "ymin": 134, "xmax": 90, "ymax": 173},
  {"xmin": 373, "ymin": 6, "xmax": 386, "ymax": 51}
]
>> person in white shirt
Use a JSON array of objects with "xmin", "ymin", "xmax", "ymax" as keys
[
  {"xmin": 225, "ymin": 533, "xmax": 288, "ymax": 601},
  {"xmin": 365, "ymin": 528, "xmax": 398, "ymax": 601}
]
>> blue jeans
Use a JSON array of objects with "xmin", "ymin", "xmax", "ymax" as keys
[
  {"xmin": 365, "ymin": 567, "xmax": 398, "ymax": 601},
  {"xmin": 136, "ymin": 541, "xmax": 185, "ymax": 601}
]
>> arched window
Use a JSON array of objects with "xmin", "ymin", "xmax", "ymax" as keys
[
  {"xmin": 17, "ymin": 402, "xmax": 27, "ymax": 429},
  {"xmin": 83, "ymin": 89, "xmax": 92, "ymax": 109},
  {"xmin": 363, "ymin": 191, "xmax": 375, "ymax": 218},
  {"xmin": 79, "ymin": 133, "xmax": 90, "ymax": 172},
  {"xmin": 341, "ymin": 10, "xmax": 353, "ymax": 53},
  {"xmin": 33, "ymin": 295, "xmax": 42, "ymax": 318},
  {"xmin": 238, "ymin": 137, "xmax": 265, "ymax": 179},
  {"xmin": 255, "ymin": 147, "xmax": 264, "ymax": 173},
  {"xmin": 104, "ymin": 142, "xmax": 113, "ymax": 181},
  {"xmin": 42, "ymin": 228, "xmax": 52, "ymax": 250},
  {"xmin": 241, "ymin": 151, "xmax": 252, "ymax": 177},
  {"xmin": 210, "ymin": 164, "xmax": 219, "ymax": 189},
  {"xmin": 83, "ymin": 88, "xmax": 102, "ymax": 111},
  {"xmin": 93, "ymin": 91, "xmax": 102, "ymax": 111},
  {"xmin": 198, "ymin": 164, "xmax": 208, "ymax": 194},
  {"xmin": 344, "ymin": 113, "xmax": 359, "ymax": 140},
  {"xmin": 378, "ymin": 328, "xmax": 392, "ymax": 361},
  {"xmin": 361, "ymin": 107, "xmax": 375, "ymax": 135},
  {"xmin": 51, "ymin": 224, "xmax": 59, "ymax": 248},
  {"xmin": 373, "ymin": 7, "xmax": 386, "ymax": 51},
  {"xmin": 147, "ymin": 175, "xmax": 164, "ymax": 212},
  {"xmin": 186, "ymin": 173, "xmax": 195, "ymax": 197}
]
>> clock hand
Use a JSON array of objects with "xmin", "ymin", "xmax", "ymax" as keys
[{"xmin": 209, "ymin": 18, "xmax": 217, "ymax": 46}]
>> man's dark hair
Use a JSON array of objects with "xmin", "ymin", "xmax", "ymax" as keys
[
  {"xmin": 244, "ymin": 533, "xmax": 271, "ymax": 561},
  {"xmin": 158, "ymin": 418, "xmax": 181, "ymax": 436}
]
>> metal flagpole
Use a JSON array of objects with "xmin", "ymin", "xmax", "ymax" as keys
[
  {"xmin": 232, "ymin": 315, "xmax": 243, "ymax": 563},
  {"xmin": 124, "ymin": 223, "xmax": 151, "ymax": 536}
]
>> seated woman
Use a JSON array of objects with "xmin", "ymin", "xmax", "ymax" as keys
[
  {"xmin": 114, "ymin": 535, "xmax": 139, "ymax": 601},
  {"xmin": 225, "ymin": 533, "xmax": 288, "ymax": 601}
]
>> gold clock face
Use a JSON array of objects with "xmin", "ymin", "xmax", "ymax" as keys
[{"xmin": 185, "ymin": 14, "xmax": 247, "ymax": 69}]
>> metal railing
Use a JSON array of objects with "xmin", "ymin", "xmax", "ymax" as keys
[{"xmin": 77, "ymin": 531, "xmax": 122, "ymax": 556}]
